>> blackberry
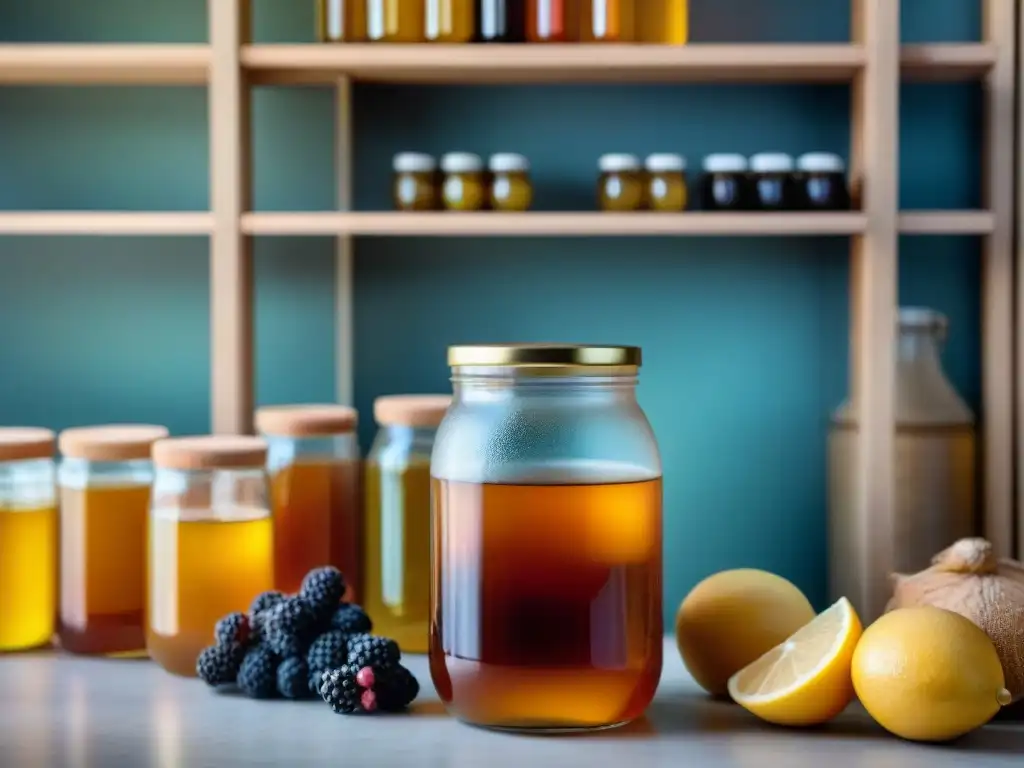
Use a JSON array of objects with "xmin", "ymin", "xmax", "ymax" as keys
[
  {"xmin": 277, "ymin": 656, "xmax": 313, "ymax": 700},
  {"xmin": 249, "ymin": 590, "xmax": 285, "ymax": 617},
  {"xmin": 263, "ymin": 597, "xmax": 318, "ymax": 657},
  {"xmin": 299, "ymin": 567, "xmax": 346, "ymax": 621},
  {"xmin": 196, "ymin": 643, "xmax": 245, "ymax": 686},
  {"xmin": 237, "ymin": 645, "xmax": 280, "ymax": 699},
  {"xmin": 347, "ymin": 634, "xmax": 400, "ymax": 670},
  {"xmin": 306, "ymin": 630, "xmax": 351, "ymax": 692},
  {"xmin": 375, "ymin": 664, "xmax": 421, "ymax": 712},
  {"xmin": 320, "ymin": 664, "xmax": 377, "ymax": 714},
  {"xmin": 330, "ymin": 603, "xmax": 372, "ymax": 635},
  {"xmin": 214, "ymin": 612, "xmax": 252, "ymax": 647}
]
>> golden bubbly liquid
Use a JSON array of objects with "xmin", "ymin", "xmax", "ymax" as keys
[
  {"xmin": 59, "ymin": 484, "xmax": 149, "ymax": 655},
  {"xmin": 0, "ymin": 504, "xmax": 57, "ymax": 651},
  {"xmin": 363, "ymin": 459, "xmax": 432, "ymax": 653},
  {"xmin": 425, "ymin": 0, "xmax": 475, "ymax": 42},
  {"xmin": 366, "ymin": 0, "xmax": 426, "ymax": 42},
  {"xmin": 147, "ymin": 510, "xmax": 273, "ymax": 677},
  {"xmin": 637, "ymin": 0, "xmax": 687, "ymax": 44},
  {"xmin": 580, "ymin": 0, "xmax": 634, "ymax": 42},
  {"xmin": 430, "ymin": 476, "xmax": 663, "ymax": 730},
  {"xmin": 270, "ymin": 459, "xmax": 361, "ymax": 598}
]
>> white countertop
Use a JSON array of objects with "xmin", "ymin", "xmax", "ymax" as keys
[{"xmin": 1, "ymin": 638, "xmax": 1021, "ymax": 767}]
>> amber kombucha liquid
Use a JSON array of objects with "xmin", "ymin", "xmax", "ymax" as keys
[
  {"xmin": 0, "ymin": 504, "xmax": 57, "ymax": 651},
  {"xmin": 363, "ymin": 458, "xmax": 432, "ymax": 653},
  {"xmin": 270, "ymin": 460, "xmax": 361, "ymax": 598},
  {"xmin": 59, "ymin": 484, "xmax": 149, "ymax": 655},
  {"xmin": 147, "ymin": 508, "xmax": 273, "ymax": 677},
  {"xmin": 430, "ymin": 470, "xmax": 663, "ymax": 730},
  {"xmin": 580, "ymin": 0, "xmax": 635, "ymax": 42},
  {"xmin": 637, "ymin": 0, "xmax": 687, "ymax": 44}
]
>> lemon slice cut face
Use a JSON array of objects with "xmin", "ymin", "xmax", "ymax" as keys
[{"xmin": 727, "ymin": 596, "xmax": 862, "ymax": 726}]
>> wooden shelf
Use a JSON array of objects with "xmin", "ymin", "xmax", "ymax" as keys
[
  {"xmin": 0, "ymin": 212, "xmax": 213, "ymax": 235},
  {"xmin": 898, "ymin": 210, "xmax": 995, "ymax": 234},
  {"xmin": 242, "ymin": 211, "xmax": 868, "ymax": 236},
  {"xmin": 0, "ymin": 45, "xmax": 209, "ymax": 85},
  {"xmin": 244, "ymin": 43, "xmax": 996, "ymax": 85}
]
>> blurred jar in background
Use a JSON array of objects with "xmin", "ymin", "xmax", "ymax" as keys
[
  {"xmin": 363, "ymin": 395, "xmax": 451, "ymax": 653},
  {"xmin": 58, "ymin": 424, "xmax": 167, "ymax": 656},
  {"xmin": 257, "ymin": 405, "xmax": 362, "ymax": 598}
]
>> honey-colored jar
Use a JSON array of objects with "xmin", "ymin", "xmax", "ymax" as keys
[
  {"xmin": 0, "ymin": 428, "xmax": 57, "ymax": 653},
  {"xmin": 488, "ymin": 153, "xmax": 533, "ymax": 212},
  {"xmin": 393, "ymin": 152, "xmax": 440, "ymax": 212},
  {"xmin": 598, "ymin": 153, "xmax": 644, "ymax": 212},
  {"xmin": 441, "ymin": 152, "xmax": 486, "ymax": 212},
  {"xmin": 58, "ymin": 424, "xmax": 168, "ymax": 656},
  {"xmin": 644, "ymin": 153, "xmax": 688, "ymax": 212}
]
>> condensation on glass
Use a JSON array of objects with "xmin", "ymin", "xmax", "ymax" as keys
[
  {"xmin": 0, "ymin": 428, "xmax": 57, "ymax": 653},
  {"xmin": 430, "ymin": 344, "xmax": 663, "ymax": 732},
  {"xmin": 58, "ymin": 424, "xmax": 168, "ymax": 656},
  {"xmin": 147, "ymin": 436, "xmax": 274, "ymax": 677},
  {"xmin": 363, "ymin": 395, "xmax": 451, "ymax": 654}
]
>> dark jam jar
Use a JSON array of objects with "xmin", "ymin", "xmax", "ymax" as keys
[
  {"xmin": 750, "ymin": 153, "xmax": 798, "ymax": 211},
  {"xmin": 476, "ymin": 0, "xmax": 526, "ymax": 41},
  {"xmin": 700, "ymin": 154, "xmax": 751, "ymax": 211},
  {"xmin": 796, "ymin": 152, "xmax": 850, "ymax": 211}
]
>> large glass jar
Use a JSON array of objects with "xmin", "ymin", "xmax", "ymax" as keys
[
  {"xmin": 57, "ymin": 424, "xmax": 168, "ymax": 656},
  {"xmin": 256, "ymin": 404, "xmax": 362, "ymax": 598},
  {"xmin": 430, "ymin": 344, "xmax": 663, "ymax": 732},
  {"xmin": 363, "ymin": 395, "xmax": 452, "ymax": 655},
  {"xmin": 147, "ymin": 436, "xmax": 274, "ymax": 677},
  {"xmin": 0, "ymin": 428, "xmax": 57, "ymax": 653}
]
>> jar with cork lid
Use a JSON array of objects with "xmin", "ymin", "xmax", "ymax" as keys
[
  {"xmin": 58, "ymin": 424, "xmax": 168, "ymax": 656},
  {"xmin": 488, "ymin": 153, "xmax": 533, "ymax": 212},
  {"xmin": 147, "ymin": 436, "xmax": 274, "ymax": 677},
  {"xmin": 256, "ymin": 404, "xmax": 362, "ymax": 599},
  {"xmin": 363, "ymin": 395, "xmax": 451, "ymax": 654},
  {"xmin": 0, "ymin": 427, "xmax": 57, "ymax": 653}
]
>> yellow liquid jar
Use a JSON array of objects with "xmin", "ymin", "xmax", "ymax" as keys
[
  {"xmin": 488, "ymin": 153, "xmax": 533, "ymax": 212},
  {"xmin": 637, "ymin": 0, "xmax": 687, "ymax": 44},
  {"xmin": 0, "ymin": 427, "xmax": 57, "ymax": 653},
  {"xmin": 363, "ymin": 395, "xmax": 451, "ymax": 653},
  {"xmin": 318, "ymin": 0, "xmax": 368, "ymax": 41},
  {"xmin": 644, "ymin": 153, "xmax": 688, "ymax": 212},
  {"xmin": 58, "ymin": 424, "xmax": 168, "ymax": 656},
  {"xmin": 598, "ymin": 153, "xmax": 644, "ymax": 212},
  {"xmin": 366, "ymin": 0, "xmax": 426, "ymax": 42},
  {"xmin": 425, "ymin": 0, "xmax": 475, "ymax": 42},
  {"xmin": 441, "ymin": 152, "xmax": 486, "ymax": 211},
  {"xmin": 147, "ymin": 436, "xmax": 274, "ymax": 678}
]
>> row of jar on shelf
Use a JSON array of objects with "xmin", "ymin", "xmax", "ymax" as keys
[
  {"xmin": 393, "ymin": 150, "xmax": 852, "ymax": 213},
  {"xmin": 0, "ymin": 397, "xmax": 447, "ymax": 676},
  {"xmin": 318, "ymin": 0, "xmax": 688, "ymax": 44}
]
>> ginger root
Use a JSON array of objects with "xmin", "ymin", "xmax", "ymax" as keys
[{"xmin": 887, "ymin": 537, "xmax": 1024, "ymax": 702}]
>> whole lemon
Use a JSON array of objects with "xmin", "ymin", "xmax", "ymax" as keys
[
  {"xmin": 852, "ymin": 606, "xmax": 1012, "ymax": 742},
  {"xmin": 675, "ymin": 568, "xmax": 816, "ymax": 696}
]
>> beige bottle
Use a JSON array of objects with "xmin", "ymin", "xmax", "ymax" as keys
[{"xmin": 828, "ymin": 308, "xmax": 975, "ymax": 623}]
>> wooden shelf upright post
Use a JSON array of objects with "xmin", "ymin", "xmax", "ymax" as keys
[
  {"xmin": 847, "ymin": 0, "xmax": 900, "ymax": 622},
  {"xmin": 983, "ymin": 0, "xmax": 1016, "ymax": 559},
  {"xmin": 208, "ymin": 0, "xmax": 255, "ymax": 434},
  {"xmin": 335, "ymin": 76, "xmax": 354, "ymax": 407}
]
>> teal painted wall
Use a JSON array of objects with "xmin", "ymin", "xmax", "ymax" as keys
[{"xmin": 0, "ymin": 1, "xmax": 985, "ymax": 620}]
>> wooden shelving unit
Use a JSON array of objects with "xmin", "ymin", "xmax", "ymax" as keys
[{"xmin": 0, "ymin": 3, "xmax": 1017, "ymax": 585}]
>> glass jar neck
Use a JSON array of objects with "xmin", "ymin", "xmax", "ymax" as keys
[{"xmin": 452, "ymin": 370, "xmax": 639, "ymax": 404}]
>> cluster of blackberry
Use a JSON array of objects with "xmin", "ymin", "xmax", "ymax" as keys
[{"xmin": 196, "ymin": 566, "xmax": 419, "ymax": 712}]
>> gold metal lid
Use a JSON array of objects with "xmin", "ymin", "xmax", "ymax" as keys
[{"xmin": 447, "ymin": 344, "xmax": 641, "ymax": 368}]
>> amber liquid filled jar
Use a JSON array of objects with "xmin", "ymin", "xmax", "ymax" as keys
[
  {"xmin": 363, "ymin": 395, "xmax": 451, "ymax": 654},
  {"xmin": 580, "ymin": 0, "xmax": 634, "ymax": 42},
  {"xmin": 0, "ymin": 428, "xmax": 57, "ymax": 653},
  {"xmin": 426, "ymin": 0, "xmax": 475, "ymax": 41},
  {"xmin": 441, "ymin": 152, "xmax": 487, "ymax": 211},
  {"xmin": 645, "ymin": 153, "xmax": 688, "ymax": 212},
  {"xmin": 598, "ymin": 154, "xmax": 644, "ymax": 212},
  {"xmin": 147, "ymin": 436, "xmax": 274, "ymax": 677},
  {"xmin": 430, "ymin": 344, "xmax": 663, "ymax": 732},
  {"xmin": 366, "ymin": 0, "xmax": 426, "ymax": 41},
  {"xmin": 393, "ymin": 152, "xmax": 440, "ymax": 212},
  {"xmin": 257, "ymin": 405, "xmax": 362, "ymax": 599},
  {"xmin": 317, "ymin": 0, "xmax": 368, "ymax": 41},
  {"xmin": 527, "ymin": 0, "xmax": 579, "ymax": 41},
  {"xmin": 488, "ymin": 153, "xmax": 533, "ymax": 212},
  {"xmin": 58, "ymin": 424, "xmax": 168, "ymax": 656}
]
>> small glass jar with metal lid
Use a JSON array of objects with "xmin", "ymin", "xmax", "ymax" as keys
[
  {"xmin": 0, "ymin": 427, "xmax": 57, "ymax": 653},
  {"xmin": 598, "ymin": 153, "xmax": 644, "ymax": 211},
  {"xmin": 256, "ymin": 404, "xmax": 362, "ymax": 598},
  {"xmin": 393, "ymin": 152, "xmax": 440, "ymax": 212},
  {"xmin": 700, "ymin": 153, "xmax": 751, "ymax": 211},
  {"xmin": 488, "ymin": 153, "xmax": 533, "ymax": 212},
  {"xmin": 430, "ymin": 344, "xmax": 663, "ymax": 732},
  {"xmin": 363, "ymin": 395, "xmax": 452, "ymax": 654},
  {"xmin": 57, "ymin": 424, "xmax": 168, "ymax": 656},
  {"xmin": 441, "ymin": 152, "xmax": 487, "ymax": 212},
  {"xmin": 645, "ymin": 153, "xmax": 688, "ymax": 212},
  {"xmin": 147, "ymin": 436, "xmax": 274, "ymax": 677},
  {"xmin": 750, "ymin": 152, "xmax": 798, "ymax": 211},
  {"xmin": 796, "ymin": 152, "xmax": 850, "ymax": 211}
]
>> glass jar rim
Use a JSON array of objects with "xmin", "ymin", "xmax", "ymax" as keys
[{"xmin": 448, "ymin": 344, "xmax": 641, "ymax": 369}]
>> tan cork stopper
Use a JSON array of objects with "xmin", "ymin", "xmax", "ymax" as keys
[
  {"xmin": 152, "ymin": 435, "xmax": 268, "ymax": 471},
  {"xmin": 59, "ymin": 424, "xmax": 169, "ymax": 462},
  {"xmin": 373, "ymin": 395, "xmax": 451, "ymax": 428},
  {"xmin": 255, "ymin": 404, "xmax": 357, "ymax": 437},
  {"xmin": 0, "ymin": 427, "xmax": 56, "ymax": 462}
]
